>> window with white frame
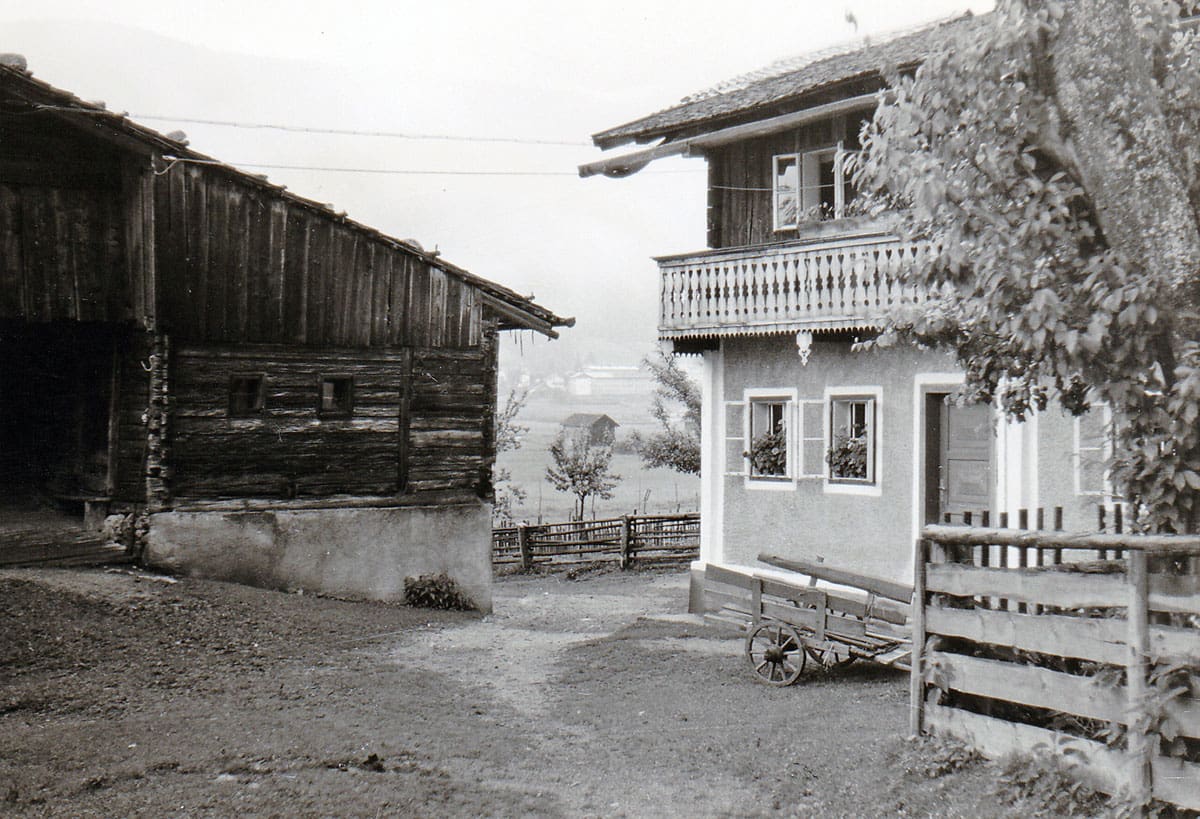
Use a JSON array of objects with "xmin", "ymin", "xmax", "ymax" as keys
[
  {"xmin": 827, "ymin": 396, "xmax": 876, "ymax": 483},
  {"xmin": 1075, "ymin": 403, "xmax": 1113, "ymax": 497},
  {"xmin": 747, "ymin": 398, "xmax": 790, "ymax": 479},
  {"xmin": 773, "ymin": 142, "xmax": 859, "ymax": 230}
]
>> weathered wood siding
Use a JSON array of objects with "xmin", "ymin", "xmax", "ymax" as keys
[
  {"xmin": 168, "ymin": 343, "xmax": 495, "ymax": 500},
  {"xmin": 113, "ymin": 332, "xmax": 151, "ymax": 502},
  {"xmin": 705, "ymin": 112, "xmax": 870, "ymax": 249},
  {"xmin": 407, "ymin": 346, "xmax": 491, "ymax": 494},
  {"xmin": 0, "ymin": 182, "xmax": 134, "ymax": 323},
  {"xmin": 154, "ymin": 165, "xmax": 482, "ymax": 349},
  {"xmin": 171, "ymin": 345, "xmax": 407, "ymax": 498}
]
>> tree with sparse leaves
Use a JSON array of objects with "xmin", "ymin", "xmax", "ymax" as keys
[
  {"xmin": 856, "ymin": 0, "xmax": 1200, "ymax": 532},
  {"xmin": 492, "ymin": 387, "xmax": 529, "ymax": 525},
  {"xmin": 629, "ymin": 352, "xmax": 701, "ymax": 475},
  {"xmin": 545, "ymin": 427, "xmax": 621, "ymax": 521}
]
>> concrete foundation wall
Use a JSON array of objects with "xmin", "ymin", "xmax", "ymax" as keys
[{"xmin": 144, "ymin": 501, "xmax": 493, "ymax": 612}]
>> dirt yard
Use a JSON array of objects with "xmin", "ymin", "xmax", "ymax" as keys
[{"xmin": 1, "ymin": 565, "xmax": 1052, "ymax": 817}]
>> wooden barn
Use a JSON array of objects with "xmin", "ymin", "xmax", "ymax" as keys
[{"xmin": 0, "ymin": 59, "xmax": 570, "ymax": 609}]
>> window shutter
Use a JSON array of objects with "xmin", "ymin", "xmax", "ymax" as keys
[
  {"xmin": 797, "ymin": 399, "xmax": 826, "ymax": 478},
  {"xmin": 724, "ymin": 401, "xmax": 747, "ymax": 477}
]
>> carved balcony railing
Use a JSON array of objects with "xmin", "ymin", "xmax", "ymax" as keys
[{"xmin": 657, "ymin": 233, "xmax": 933, "ymax": 340}]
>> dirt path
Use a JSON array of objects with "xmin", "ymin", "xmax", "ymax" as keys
[{"xmin": 1, "ymin": 565, "xmax": 1030, "ymax": 817}]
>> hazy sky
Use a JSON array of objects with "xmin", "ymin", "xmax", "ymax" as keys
[{"xmin": 0, "ymin": 0, "xmax": 993, "ymax": 373}]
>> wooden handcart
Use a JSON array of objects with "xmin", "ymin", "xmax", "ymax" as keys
[{"xmin": 706, "ymin": 553, "xmax": 914, "ymax": 686}]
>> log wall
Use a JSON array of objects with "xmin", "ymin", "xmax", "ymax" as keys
[{"xmin": 169, "ymin": 343, "xmax": 493, "ymax": 500}]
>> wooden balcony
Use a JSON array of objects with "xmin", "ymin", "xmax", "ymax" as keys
[{"xmin": 657, "ymin": 232, "xmax": 933, "ymax": 340}]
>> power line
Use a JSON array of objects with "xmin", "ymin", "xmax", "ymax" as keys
[
  {"xmin": 132, "ymin": 114, "xmax": 590, "ymax": 147},
  {"xmin": 223, "ymin": 161, "xmax": 703, "ymax": 177}
]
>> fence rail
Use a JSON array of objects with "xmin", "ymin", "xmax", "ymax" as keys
[
  {"xmin": 492, "ymin": 513, "xmax": 699, "ymax": 568},
  {"xmin": 912, "ymin": 523, "xmax": 1200, "ymax": 812}
]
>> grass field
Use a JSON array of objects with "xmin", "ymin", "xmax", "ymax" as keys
[{"xmin": 496, "ymin": 391, "xmax": 700, "ymax": 523}]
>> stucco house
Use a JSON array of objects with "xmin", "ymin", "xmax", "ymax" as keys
[{"xmin": 582, "ymin": 13, "xmax": 1112, "ymax": 604}]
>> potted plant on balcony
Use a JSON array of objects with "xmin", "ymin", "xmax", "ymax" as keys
[
  {"xmin": 747, "ymin": 420, "xmax": 788, "ymax": 477},
  {"xmin": 827, "ymin": 433, "xmax": 867, "ymax": 480}
]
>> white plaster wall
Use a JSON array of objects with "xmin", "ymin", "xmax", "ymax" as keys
[
  {"xmin": 145, "ymin": 501, "xmax": 494, "ymax": 612},
  {"xmin": 718, "ymin": 336, "xmax": 958, "ymax": 584}
]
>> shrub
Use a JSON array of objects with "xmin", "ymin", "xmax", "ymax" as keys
[
  {"xmin": 403, "ymin": 573, "xmax": 476, "ymax": 611},
  {"xmin": 827, "ymin": 434, "xmax": 867, "ymax": 479},
  {"xmin": 747, "ymin": 422, "xmax": 787, "ymax": 476}
]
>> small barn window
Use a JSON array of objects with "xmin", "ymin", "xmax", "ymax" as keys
[
  {"xmin": 318, "ymin": 375, "xmax": 354, "ymax": 417},
  {"xmin": 229, "ymin": 374, "xmax": 266, "ymax": 417}
]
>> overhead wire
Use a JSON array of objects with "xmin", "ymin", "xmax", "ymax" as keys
[{"xmin": 130, "ymin": 114, "xmax": 592, "ymax": 147}]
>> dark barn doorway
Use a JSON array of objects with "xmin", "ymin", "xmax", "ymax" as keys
[{"xmin": 0, "ymin": 322, "xmax": 124, "ymax": 523}]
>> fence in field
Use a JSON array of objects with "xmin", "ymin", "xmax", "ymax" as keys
[
  {"xmin": 492, "ymin": 513, "xmax": 699, "ymax": 568},
  {"xmin": 912, "ymin": 524, "xmax": 1200, "ymax": 813}
]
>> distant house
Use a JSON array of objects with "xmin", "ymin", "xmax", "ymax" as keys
[
  {"xmin": 561, "ymin": 414, "xmax": 619, "ymax": 446},
  {"xmin": 0, "ymin": 61, "xmax": 571, "ymax": 611},
  {"xmin": 566, "ymin": 365, "xmax": 651, "ymax": 398}
]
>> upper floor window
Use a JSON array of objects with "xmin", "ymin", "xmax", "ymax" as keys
[{"xmin": 773, "ymin": 143, "xmax": 858, "ymax": 230}]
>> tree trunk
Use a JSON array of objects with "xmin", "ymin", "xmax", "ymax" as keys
[{"xmin": 1045, "ymin": 0, "xmax": 1200, "ymax": 317}]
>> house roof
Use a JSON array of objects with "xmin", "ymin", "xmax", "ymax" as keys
[
  {"xmin": 591, "ymin": 12, "xmax": 985, "ymax": 151},
  {"xmin": 0, "ymin": 61, "xmax": 573, "ymax": 338},
  {"xmin": 562, "ymin": 413, "xmax": 620, "ymax": 428}
]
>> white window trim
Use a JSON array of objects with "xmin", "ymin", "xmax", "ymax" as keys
[
  {"xmin": 823, "ymin": 385, "xmax": 883, "ymax": 497},
  {"xmin": 772, "ymin": 142, "xmax": 852, "ymax": 232},
  {"xmin": 1074, "ymin": 402, "xmax": 1114, "ymax": 498},
  {"xmin": 744, "ymin": 387, "xmax": 797, "ymax": 491}
]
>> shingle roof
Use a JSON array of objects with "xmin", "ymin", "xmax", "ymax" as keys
[{"xmin": 592, "ymin": 12, "xmax": 985, "ymax": 150}]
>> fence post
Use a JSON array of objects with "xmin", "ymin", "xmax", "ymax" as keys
[
  {"xmin": 619, "ymin": 515, "xmax": 632, "ymax": 569},
  {"xmin": 1127, "ymin": 549, "xmax": 1152, "ymax": 809},
  {"xmin": 518, "ymin": 525, "xmax": 532, "ymax": 570},
  {"xmin": 910, "ymin": 537, "xmax": 928, "ymax": 737}
]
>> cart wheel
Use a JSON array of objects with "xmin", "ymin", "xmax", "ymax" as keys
[
  {"xmin": 745, "ymin": 622, "xmax": 806, "ymax": 686},
  {"xmin": 805, "ymin": 641, "xmax": 856, "ymax": 669}
]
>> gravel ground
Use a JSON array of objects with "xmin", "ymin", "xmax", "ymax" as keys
[{"xmin": 0, "ymin": 564, "xmax": 1057, "ymax": 817}]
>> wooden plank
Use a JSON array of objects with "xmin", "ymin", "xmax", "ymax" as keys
[
  {"xmin": 760, "ymin": 600, "xmax": 867, "ymax": 639},
  {"xmin": 1152, "ymin": 754, "xmax": 1200, "ymax": 811},
  {"xmin": 705, "ymin": 564, "xmax": 756, "ymax": 591},
  {"xmin": 921, "ymin": 524, "xmax": 1200, "ymax": 556},
  {"xmin": 1127, "ymin": 551, "xmax": 1152, "ymax": 805},
  {"xmin": 1148, "ymin": 573, "xmax": 1200, "ymax": 615},
  {"xmin": 926, "ymin": 563, "xmax": 1126, "ymax": 609},
  {"xmin": 928, "ymin": 651, "xmax": 1125, "ymax": 723},
  {"xmin": 703, "ymin": 587, "xmax": 752, "ymax": 615},
  {"xmin": 925, "ymin": 605, "xmax": 1128, "ymax": 665},
  {"xmin": 1149, "ymin": 622, "xmax": 1200, "ymax": 664},
  {"xmin": 758, "ymin": 553, "xmax": 913, "ymax": 603},
  {"xmin": 925, "ymin": 703, "xmax": 1131, "ymax": 796},
  {"xmin": 911, "ymin": 539, "xmax": 928, "ymax": 736}
]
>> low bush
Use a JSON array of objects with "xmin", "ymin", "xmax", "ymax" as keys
[{"xmin": 403, "ymin": 573, "xmax": 476, "ymax": 611}]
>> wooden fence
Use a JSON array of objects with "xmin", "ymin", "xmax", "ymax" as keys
[
  {"xmin": 492, "ymin": 513, "xmax": 699, "ymax": 568},
  {"xmin": 912, "ymin": 524, "xmax": 1200, "ymax": 812}
]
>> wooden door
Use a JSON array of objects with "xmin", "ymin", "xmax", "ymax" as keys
[{"xmin": 939, "ymin": 401, "xmax": 994, "ymax": 521}]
